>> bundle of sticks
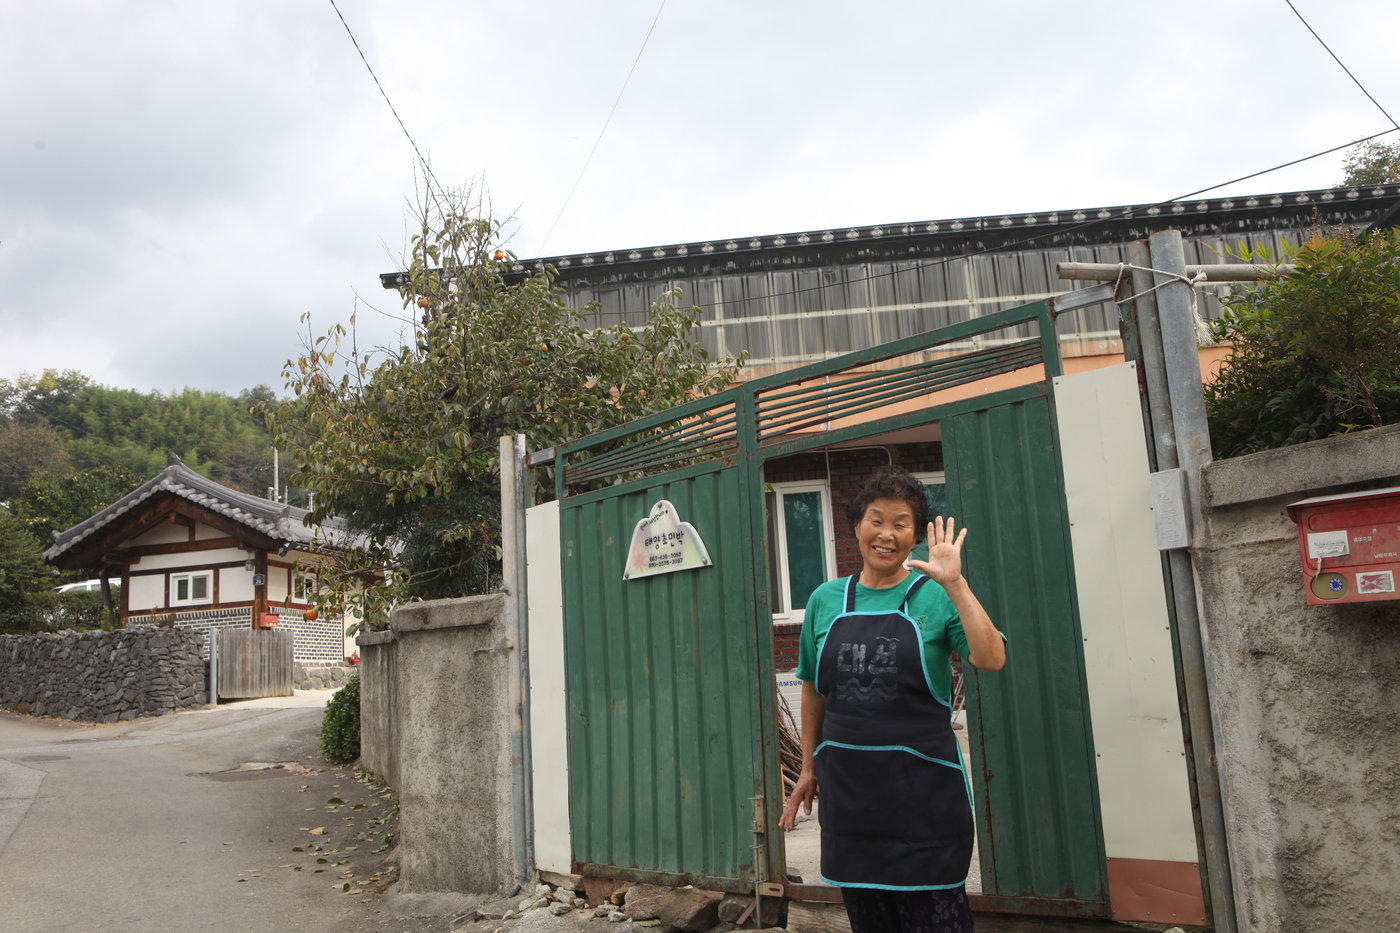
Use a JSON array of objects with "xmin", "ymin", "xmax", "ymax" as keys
[{"xmin": 776, "ymin": 686, "xmax": 811, "ymax": 800}]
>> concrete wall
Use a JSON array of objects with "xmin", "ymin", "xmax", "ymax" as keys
[
  {"xmin": 1196, "ymin": 424, "xmax": 1400, "ymax": 933},
  {"xmin": 357, "ymin": 629, "xmax": 398, "ymax": 788},
  {"xmin": 357, "ymin": 594, "xmax": 516, "ymax": 897}
]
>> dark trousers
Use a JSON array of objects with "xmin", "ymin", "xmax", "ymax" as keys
[{"xmin": 841, "ymin": 886, "xmax": 974, "ymax": 933}]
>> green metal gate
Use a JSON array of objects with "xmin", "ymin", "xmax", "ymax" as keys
[
  {"xmin": 558, "ymin": 462, "xmax": 773, "ymax": 889},
  {"xmin": 553, "ymin": 300, "xmax": 1108, "ymax": 912},
  {"xmin": 946, "ymin": 390, "xmax": 1108, "ymax": 915}
]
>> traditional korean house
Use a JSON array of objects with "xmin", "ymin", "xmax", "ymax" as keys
[{"xmin": 44, "ymin": 456, "xmax": 357, "ymax": 663}]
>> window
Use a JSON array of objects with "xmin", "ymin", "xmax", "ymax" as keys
[
  {"xmin": 292, "ymin": 573, "xmax": 317, "ymax": 602},
  {"xmin": 766, "ymin": 481, "xmax": 837, "ymax": 622},
  {"xmin": 170, "ymin": 571, "xmax": 213, "ymax": 607}
]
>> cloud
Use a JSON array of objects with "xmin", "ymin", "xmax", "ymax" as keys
[{"xmin": 2, "ymin": 0, "xmax": 1398, "ymax": 395}]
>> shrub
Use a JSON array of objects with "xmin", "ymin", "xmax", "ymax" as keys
[
  {"xmin": 1205, "ymin": 228, "xmax": 1400, "ymax": 457},
  {"xmin": 319, "ymin": 673, "xmax": 361, "ymax": 762}
]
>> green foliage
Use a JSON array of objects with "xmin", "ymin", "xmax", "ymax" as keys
[
  {"xmin": 269, "ymin": 196, "xmax": 744, "ymax": 620},
  {"xmin": 1205, "ymin": 228, "xmax": 1400, "ymax": 458},
  {"xmin": 46, "ymin": 588, "xmax": 113, "ymax": 631},
  {"xmin": 14, "ymin": 466, "xmax": 142, "ymax": 545},
  {"xmin": 0, "ymin": 589, "xmax": 113, "ymax": 636},
  {"xmin": 319, "ymin": 673, "xmax": 361, "ymax": 762},
  {"xmin": 0, "ymin": 370, "xmax": 279, "ymax": 496},
  {"xmin": 1340, "ymin": 140, "xmax": 1400, "ymax": 187},
  {"xmin": 0, "ymin": 420, "xmax": 72, "ymax": 501},
  {"xmin": 0, "ymin": 508, "xmax": 50, "ymax": 632}
]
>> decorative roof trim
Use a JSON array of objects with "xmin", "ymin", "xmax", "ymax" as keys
[{"xmin": 378, "ymin": 185, "xmax": 1400, "ymax": 291}]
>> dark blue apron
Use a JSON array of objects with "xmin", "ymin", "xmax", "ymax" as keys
[{"xmin": 814, "ymin": 574, "xmax": 974, "ymax": 890}]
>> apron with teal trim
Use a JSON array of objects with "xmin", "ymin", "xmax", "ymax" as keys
[{"xmin": 814, "ymin": 574, "xmax": 973, "ymax": 889}]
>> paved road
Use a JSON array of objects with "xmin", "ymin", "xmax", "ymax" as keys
[
  {"xmin": 0, "ymin": 693, "xmax": 452, "ymax": 933},
  {"xmin": 0, "ymin": 698, "xmax": 1169, "ymax": 933}
]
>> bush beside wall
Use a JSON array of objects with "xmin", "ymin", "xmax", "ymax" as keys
[{"xmin": 0, "ymin": 627, "xmax": 206, "ymax": 722}]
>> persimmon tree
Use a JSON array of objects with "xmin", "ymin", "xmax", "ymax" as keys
[
  {"xmin": 270, "ymin": 198, "xmax": 742, "ymax": 622},
  {"xmin": 1205, "ymin": 228, "xmax": 1400, "ymax": 457}
]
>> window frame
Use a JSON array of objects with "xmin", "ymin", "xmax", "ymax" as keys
[
  {"xmin": 767, "ymin": 480, "xmax": 837, "ymax": 625},
  {"xmin": 292, "ymin": 571, "xmax": 317, "ymax": 603},
  {"xmin": 170, "ymin": 570, "xmax": 213, "ymax": 607}
]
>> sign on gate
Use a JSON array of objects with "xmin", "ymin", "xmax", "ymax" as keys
[{"xmin": 623, "ymin": 499, "xmax": 713, "ymax": 580}]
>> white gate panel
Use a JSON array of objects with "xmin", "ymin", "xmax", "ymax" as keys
[
  {"xmin": 526, "ymin": 500, "xmax": 570, "ymax": 875},
  {"xmin": 1055, "ymin": 363, "xmax": 1198, "ymax": 866}
]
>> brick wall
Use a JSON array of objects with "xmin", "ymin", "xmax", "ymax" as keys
[
  {"xmin": 773, "ymin": 621, "xmax": 802, "ymax": 672},
  {"xmin": 126, "ymin": 605, "xmax": 346, "ymax": 663}
]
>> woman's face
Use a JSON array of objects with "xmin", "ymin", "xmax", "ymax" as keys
[{"xmin": 855, "ymin": 496, "xmax": 918, "ymax": 577}]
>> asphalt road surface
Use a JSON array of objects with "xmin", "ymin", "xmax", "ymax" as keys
[
  {"xmin": 0, "ymin": 696, "xmax": 1181, "ymax": 933},
  {"xmin": 0, "ymin": 693, "xmax": 453, "ymax": 933}
]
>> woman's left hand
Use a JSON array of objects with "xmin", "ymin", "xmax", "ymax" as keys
[{"xmin": 906, "ymin": 516, "xmax": 967, "ymax": 586}]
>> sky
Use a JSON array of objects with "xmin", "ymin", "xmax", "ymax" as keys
[{"xmin": 3, "ymin": 0, "xmax": 1399, "ymax": 397}]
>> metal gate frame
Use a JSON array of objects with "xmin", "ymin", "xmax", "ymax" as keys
[{"xmin": 550, "ymin": 300, "xmax": 1109, "ymax": 914}]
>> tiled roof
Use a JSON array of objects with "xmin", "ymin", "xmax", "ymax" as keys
[{"xmin": 44, "ymin": 458, "xmax": 354, "ymax": 562}]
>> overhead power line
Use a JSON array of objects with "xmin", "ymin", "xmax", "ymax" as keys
[
  {"xmin": 327, "ymin": 0, "xmax": 450, "ymax": 205},
  {"xmin": 535, "ymin": 0, "xmax": 668, "ymax": 256},
  {"xmin": 1283, "ymin": 0, "xmax": 1399, "ymax": 131}
]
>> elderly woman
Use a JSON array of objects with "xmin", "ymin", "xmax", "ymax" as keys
[{"xmin": 779, "ymin": 465, "xmax": 1006, "ymax": 933}]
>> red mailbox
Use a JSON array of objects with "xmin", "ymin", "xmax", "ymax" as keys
[{"xmin": 1287, "ymin": 486, "xmax": 1400, "ymax": 605}]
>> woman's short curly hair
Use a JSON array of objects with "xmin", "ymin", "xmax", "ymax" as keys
[{"xmin": 845, "ymin": 465, "xmax": 932, "ymax": 542}]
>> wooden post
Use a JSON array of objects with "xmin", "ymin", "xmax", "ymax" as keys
[{"xmin": 253, "ymin": 551, "xmax": 268, "ymax": 628}]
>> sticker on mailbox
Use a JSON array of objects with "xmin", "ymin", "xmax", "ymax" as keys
[
  {"xmin": 1357, "ymin": 571, "xmax": 1395, "ymax": 595},
  {"xmin": 1306, "ymin": 530, "xmax": 1350, "ymax": 560}
]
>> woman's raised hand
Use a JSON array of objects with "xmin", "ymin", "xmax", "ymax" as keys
[{"xmin": 907, "ymin": 516, "xmax": 968, "ymax": 585}]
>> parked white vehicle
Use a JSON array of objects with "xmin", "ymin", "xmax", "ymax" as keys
[{"xmin": 55, "ymin": 579, "xmax": 120, "ymax": 594}]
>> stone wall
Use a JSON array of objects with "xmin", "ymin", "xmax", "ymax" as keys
[
  {"xmin": 1196, "ymin": 424, "xmax": 1400, "ymax": 933},
  {"xmin": 0, "ymin": 627, "xmax": 206, "ymax": 722},
  {"xmin": 357, "ymin": 594, "xmax": 517, "ymax": 897},
  {"xmin": 293, "ymin": 662, "xmax": 355, "ymax": 691}
]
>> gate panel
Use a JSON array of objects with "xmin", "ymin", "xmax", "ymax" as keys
[
  {"xmin": 562, "ymin": 462, "xmax": 771, "ymax": 889},
  {"xmin": 216, "ymin": 628, "xmax": 293, "ymax": 699},
  {"xmin": 945, "ymin": 390, "xmax": 1108, "ymax": 912}
]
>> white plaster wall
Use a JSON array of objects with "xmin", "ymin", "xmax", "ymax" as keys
[
  {"xmin": 130, "ymin": 547, "xmax": 245, "ymax": 572},
  {"xmin": 267, "ymin": 568, "xmax": 290, "ymax": 604},
  {"xmin": 525, "ymin": 500, "xmax": 570, "ymax": 875},
  {"xmin": 1053, "ymin": 363, "xmax": 1198, "ymax": 864},
  {"xmin": 131, "ymin": 524, "xmax": 189, "ymax": 546},
  {"xmin": 219, "ymin": 567, "xmax": 254, "ymax": 603},
  {"xmin": 127, "ymin": 575, "xmax": 165, "ymax": 612}
]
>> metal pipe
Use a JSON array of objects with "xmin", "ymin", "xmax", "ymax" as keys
[
  {"xmin": 500, "ymin": 433, "xmax": 535, "ymax": 890},
  {"xmin": 1057, "ymin": 261, "xmax": 1294, "ymax": 282},
  {"xmin": 1145, "ymin": 231, "xmax": 1239, "ymax": 933},
  {"xmin": 208, "ymin": 630, "xmax": 219, "ymax": 707}
]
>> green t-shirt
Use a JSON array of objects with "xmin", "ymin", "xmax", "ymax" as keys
[{"xmin": 795, "ymin": 573, "xmax": 967, "ymax": 704}]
